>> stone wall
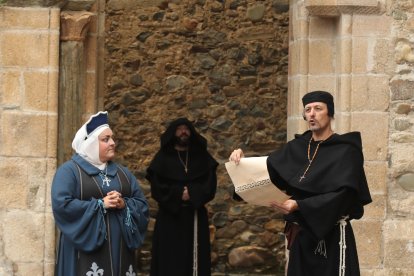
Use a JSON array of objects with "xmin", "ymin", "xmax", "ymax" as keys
[
  {"xmin": 0, "ymin": 5, "xmax": 60, "ymax": 275},
  {"xmin": 386, "ymin": 0, "xmax": 414, "ymax": 274},
  {"xmin": 104, "ymin": 0, "xmax": 290, "ymax": 274},
  {"xmin": 1, "ymin": 0, "xmax": 414, "ymax": 275}
]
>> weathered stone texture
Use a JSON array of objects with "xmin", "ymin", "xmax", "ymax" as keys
[
  {"xmin": 350, "ymin": 112, "xmax": 388, "ymax": 161},
  {"xmin": 353, "ymin": 220, "xmax": 382, "ymax": 267},
  {"xmin": 389, "ymin": 146, "xmax": 414, "ymax": 170},
  {"xmin": 371, "ymin": 38, "xmax": 392, "ymax": 73},
  {"xmin": 351, "ymin": 75, "xmax": 389, "ymax": 112},
  {"xmin": 308, "ymin": 40, "xmax": 335, "ymax": 74},
  {"xmin": 387, "ymin": 0, "xmax": 414, "ymax": 272},
  {"xmin": 0, "ymin": 158, "xmax": 29, "ymax": 209},
  {"xmin": 362, "ymin": 269, "xmax": 410, "ymax": 276},
  {"xmin": 364, "ymin": 194, "xmax": 386, "ymax": 220},
  {"xmin": 3, "ymin": 210, "xmax": 45, "ymax": 261},
  {"xmin": 0, "ymin": 5, "xmax": 60, "ymax": 275},
  {"xmin": 2, "ymin": 0, "xmax": 414, "ymax": 275},
  {"xmin": 390, "ymin": 79, "xmax": 414, "ymax": 100},
  {"xmin": 62, "ymin": 0, "xmax": 96, "ymax": 11},
  {"xmin": 397, "ymin": 173, "xmax": 414, "ymax": 191},
  {"xmin": 309, "ymin": 17, "xmax": 336, "ymax": 38},
  {"xmin": 338, "ymin": 38, "xmax": 352, "ymax": 74},
  {"xmin": 305, "ymin": 0, "xmax": 381, "ymax": 16},
  {"xmin": 352, "ymin": 38, "xmax": 370, "ymax": 73},
  {"xmin": 0, "ymin": 33, "xmax": 51, "ymax": 67},
  {"xmin": 389, "ymin": 186, "xmax": 414, "ymax": 215},
  {"xmin": 384, "ymin": 220, "xmax": 414, "ymax": 268},
  {"xmin": 353, "ymin": 14, "xmax": 391, "ymax": 37},
  {"xmin": 47, "ymin": 72, "xmax": 59, "ymax": 112},
  {"xmin": 104, "ymin": 1, "xmax": 289, "ymax": 273},
  {"xmin": 23, "ymin": 72, "xmax": 50, "ymax": 111},
  {"xmin": 0, "ymin": 112, "xmax": 49, "ymax": 157},
  {"xmin": 364, "ymin": 161, "xmax": 387, "ymax": 194},
  {"xmin": 0, "ymin": 71, "xmax": 20, "ymax": 107},
  {"xmin": 307, "ymin": 75, "xmax": 336, "ymax": 95},
  {"xmin": 0, "ymin": 7, "xmax": 53, "ymax": 29}
]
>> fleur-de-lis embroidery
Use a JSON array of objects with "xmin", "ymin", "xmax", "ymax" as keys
[
  {"xmin": 86, "ymin": 262, "xmax": 104, "ymax": 276},
  {"xmin": 126, "ymin": 264, "xmax": 136, "ymax": 276}
]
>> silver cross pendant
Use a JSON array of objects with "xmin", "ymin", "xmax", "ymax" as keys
[{"xmin": 102, "ymin": 175, "xmax": 111, "ymax": 186}]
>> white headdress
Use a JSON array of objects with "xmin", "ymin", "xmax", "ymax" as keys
[{"xmin": 72, "ymin": 111, "xmax": 110, "ymax": 169}]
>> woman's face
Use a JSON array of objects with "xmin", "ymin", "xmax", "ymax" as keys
[{"xmin": 98, "ymin": 128, "xmax": 116, "ymax": 163}]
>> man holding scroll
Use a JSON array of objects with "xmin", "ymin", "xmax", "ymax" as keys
[{"xmin": 229, "ymin": 91, "xmax": 372, "ymax": 276}]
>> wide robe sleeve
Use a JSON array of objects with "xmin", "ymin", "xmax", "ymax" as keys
[
  {"xmin": 149, "ymin": 172, "xmax": 185, "ymax": 214},
  {"xmin": 51, "ymin": 162, "xmax": 107, "ymax": 252},
  {"xmin": 187, "ymin": 169, "xmax": 217, "ymax": 209},
  {"xmin": 295, "ymin": 188, "xmax": 358, "ymax": 240},
  {"xmin": 116, "ymin": 167, "xmax": 149, "ymax": 249}
]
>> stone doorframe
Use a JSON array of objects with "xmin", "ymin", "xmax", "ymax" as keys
[{"xmin": 289, "ymin": 0, "xmax": 388, "ymax": 273}]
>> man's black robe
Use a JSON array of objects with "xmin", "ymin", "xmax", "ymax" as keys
[
  {"xmin": 146, "ymin": 118, "xmax": 218, "ymax": 276},
  {"xmin": 267, "ymin": 130, "xmax": 372, "ymax": 276}
]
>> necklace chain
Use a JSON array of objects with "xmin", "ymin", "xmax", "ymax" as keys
[
  {"xmin": 177, "ymin": 150, "xmax": 189, "ymax": 173},
  {"xmin": 299, "ymin": 138, "xmax": 323, "ymax": 182},
  {"xmin": 99, "ymin": 165, "xmax": 111, "ymax": 187}
]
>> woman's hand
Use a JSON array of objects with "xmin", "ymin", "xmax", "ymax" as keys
[
  {"xmin": 229, "ymin": 148, "xmax": 244, "ymax": 165},
  {"xmin": 103, "ymin": 191, "xmax": 125, "ymax": 209},
  {"xmin": 270, "ymin": 199, "xmax": 299, "ymax": 215}
]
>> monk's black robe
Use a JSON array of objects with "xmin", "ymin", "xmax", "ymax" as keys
[
  {"xmin": 267, "ymin": 130, "xmax": 372, "ymax": 276},
  {"xmin": 146, "ymin": 118, "xmax": 218, "ymax": 276}
]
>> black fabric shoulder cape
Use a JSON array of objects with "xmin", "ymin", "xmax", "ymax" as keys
[
  {"xmin": 146, "ymin": 118, "xmax": 218, "ymax": 181},
  {"xmin": 267, "ymin": 130, "xmax": 372, "ymax": 216}
]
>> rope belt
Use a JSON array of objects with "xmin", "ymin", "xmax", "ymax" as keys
[
  {"xmin": 338, "ymin": 215, "xmax": 349, "ymax": 276},
  {"xmin": 193, "ymin": 211, "xmax": 198, "ymax": 276}
]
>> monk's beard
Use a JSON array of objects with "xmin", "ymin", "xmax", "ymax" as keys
[{"xmin": 174, "ymin": 135, "xmax": 189, "ymax": 147}]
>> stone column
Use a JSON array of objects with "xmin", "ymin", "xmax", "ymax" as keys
[{"xmin": 58, "ymin": 11, "xmax": 94, "ymax": 166}]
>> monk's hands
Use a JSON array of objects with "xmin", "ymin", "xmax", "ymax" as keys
[
  {"xmin": 182, "ymin": 186, "xmax": 190, "ymax": 201},
  {"xmin": 270, "ymin": 199, "xmax": 299, "ymax": 214},
  {"xmin": 103, "ymin": 190, "xmax": 125, "ymax": 209},
  {"xmin": 229, "ymin": 148, "xmax": 244, "ymax": 165}
]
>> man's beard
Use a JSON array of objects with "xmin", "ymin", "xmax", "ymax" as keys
[
  {"xmin": 174, "ymin": 135, "xmax": 189, "ymax": 147},
  {"xmin": 309, "ymin": 125, "xmax": 320, "ymax": 131}
]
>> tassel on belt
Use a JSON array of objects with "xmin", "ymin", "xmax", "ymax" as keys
[{"xmin": 314, "ymin": 215, "xmax": 350, "ymax": 276}]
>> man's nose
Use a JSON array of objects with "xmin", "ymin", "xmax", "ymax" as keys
[{"xmin": 309, "ymin": 109, "xmax": 316, "ymax": 116}]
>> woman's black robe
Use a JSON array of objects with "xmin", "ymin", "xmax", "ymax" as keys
[{"xmin": 267, "ymin": 131, "xmax": 372, "ymax": 276}]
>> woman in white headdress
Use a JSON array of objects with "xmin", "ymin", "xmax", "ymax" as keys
[{"xmin": 51, "ymin": 111, "xmax": 149, "ymax": 276}]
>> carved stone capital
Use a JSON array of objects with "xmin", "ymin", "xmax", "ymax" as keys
[{"xmin": 60, "ymin": 11, "xmax": 95, "ymax": 41}]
